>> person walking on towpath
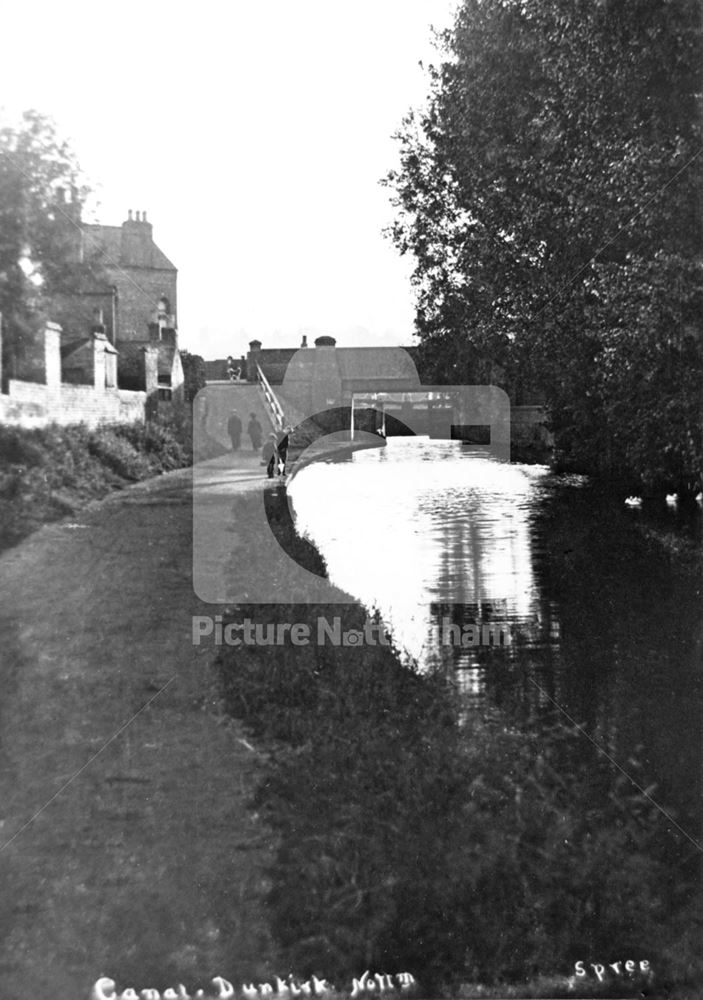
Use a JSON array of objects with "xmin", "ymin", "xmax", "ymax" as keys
[
  {"xmin": 262, "ymin": 432, "xmax": 278, "ymax": 478},
  {"xmin": 247, "ymin": 413, "xmax": 263, "ymax": 451},
  {"xmin": 276, "ymin": 425, "xmax": 292, "ymax": 477},
  {"xmin": 227, "ymin": 410, "xmax": 242, "ymax": 451}
]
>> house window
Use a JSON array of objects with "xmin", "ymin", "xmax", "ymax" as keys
[{"xmin": 158, "ymin": 387, "xmax": 172, "ymax": 401}]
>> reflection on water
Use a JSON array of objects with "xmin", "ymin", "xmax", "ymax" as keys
[
  {"xmin": 289, "ymin": 437, "xmax": 703, "ymax": 849},
  {"xmin": 290, "ymin": 439, "xmax": 545, "ymax": 663}
]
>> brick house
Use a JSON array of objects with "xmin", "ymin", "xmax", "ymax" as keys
[{"xmin": 51, "ymin": 192, "xmax": 183, "ymax": 401}]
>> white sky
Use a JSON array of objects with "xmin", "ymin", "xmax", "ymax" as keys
[{"xmin": 1, "ymin": 1, "xmax": 457, "ymax": 360}]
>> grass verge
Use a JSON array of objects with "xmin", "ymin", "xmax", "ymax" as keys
[{"xmin": 0, "ymin": 414, "xmax": 193, "ymax": 551}]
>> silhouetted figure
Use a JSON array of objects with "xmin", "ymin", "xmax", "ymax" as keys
[
  {"xmin": 227, "ymin": 411, "xmax": 242, "ymax": 451},
  {"xmin": 247, "ymin": 413, "xmax": 263, "ymax": 451},
  {"xmin": 263, "ymin": 433, "xmax": 278, "ymax": 478},
  {"xmin": 276, "ymin": 426, "xmax": 292, "ymax": 477},
  {"xmin": 198, "ymin": 394, "xmax": 209, "ymax": 432}
]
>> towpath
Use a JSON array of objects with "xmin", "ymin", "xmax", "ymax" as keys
[{"xmin": 0, "ymin": 451, "xmax": 277, "ymax": 999}]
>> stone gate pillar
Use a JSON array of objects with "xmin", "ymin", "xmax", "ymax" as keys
[
  {"xmin": 143, "ymin": 344, "xmax": 159, "ymax": 420},
  {"xmin": 45, "ymin": 322, "xmax": 62, "ymax": 409}
]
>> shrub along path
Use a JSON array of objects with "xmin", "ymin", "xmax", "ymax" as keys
[
  {"xmin": 0, "ymin": 420, "xmax": 197, "ymax": 553},
  {"xmin": 0, "ymin": 455, "xmax": 279, "ymax": 999}
]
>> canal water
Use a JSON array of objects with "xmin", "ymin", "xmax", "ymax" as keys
[{"xmin": 289, "ymin": 437, "xmax": 703, "ymax": 858}]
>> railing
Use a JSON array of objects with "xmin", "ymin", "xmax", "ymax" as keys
[{"xmin": 256, "ymin": 363, "xmax": 286, "ymax": 431}]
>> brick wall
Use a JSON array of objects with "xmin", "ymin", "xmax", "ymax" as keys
[
  {"xmin": 108, "ymin": 268, "xmax": 176, "ymax": 342},
  {"xmin": 5, "ymin": 380, "xmax": 49, "ymax": 406},
  {"xmin": 57, "ymin": 384, "xmax": 147, "ymax": 426},
  {"xmin": 0, "ymin": 380, "xmax": 147, "ymax": 428},
  {"xmin": 0, "ymin": 321, "xmax": 151, "ymax": 428},
  {"xmin": 0, "ymin": 384, "xmax": 48, "ymax": 428},
  {"xmin": 246, "ymin": 346, "xmax": 298, "ymax": 385}
]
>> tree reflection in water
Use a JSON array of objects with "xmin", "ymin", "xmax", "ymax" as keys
[{"xmin": 219, "ymin": 442, "xmax": 701, "ymax": 994}]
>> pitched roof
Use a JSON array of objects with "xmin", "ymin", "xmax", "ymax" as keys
[
  {"xmin": 81, "ymin": 225, "xmax": 122, "ymax": 267},
  {"xmin": 60, "ymin": 338, "xmax": 91, "ymax": 359},
  {"xmin": 82, "ymin": 224, "xmax": 177, "ymax": 271},
  {"xmin": 61, "ymin": 336, "xmax": 118, "ymax": 360}
]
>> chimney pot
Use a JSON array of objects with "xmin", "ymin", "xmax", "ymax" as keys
[
  {"xmin": 301, "ymin": 334, "xmax": 308, "ymax": 348},
  {"xmin": 143, "ymin": 210, "xmax": 147, "ymax": 221},
  {"xmin": 128, "ymin": 209, "xmax": 133, "ymax": 221}
]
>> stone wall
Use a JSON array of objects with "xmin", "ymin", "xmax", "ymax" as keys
[
  {"xmin": 0, "ymin": 321, "xmax": 152, "ymax": 428},
  {"xmin": 0, "ymin": 380, "xmax": 146, "ymax": 429}
]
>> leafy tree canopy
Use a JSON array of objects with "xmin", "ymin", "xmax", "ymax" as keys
[
  {"xmin": 180, "ymin": 349, "xmax": 207, "ymax": 403},
  {"xmin": 0, "ymin": 110, "xmax": 93, "ymax": 381},
  {"xmin": 386, "ymin": 0, "xmax": 703, "ymax": 495}
]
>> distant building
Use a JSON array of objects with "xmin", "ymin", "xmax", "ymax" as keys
[
  {"xmin": 51, "ymin": 192, "xmax": 183, "ymax": 400},
  {"xmin": 203, "ymin": 355, "xmax": 248, "ymax": 383},
  {"xmin": 244, "ymin": 335, "xmax": 421, "ymax": 387}
]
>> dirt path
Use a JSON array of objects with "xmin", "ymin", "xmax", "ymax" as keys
[
  {"xmin": 0, "ymin": 455, "xmax": 277, "ymax": 998},
  {"xmin": 200, "ymin": 382, "xmax": 277, "ymax": 448}
]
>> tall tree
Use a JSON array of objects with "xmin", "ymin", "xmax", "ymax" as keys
[
  {"xmin": 179, "ymin": 350, "xmax": 207, "ymax": 403},
  {"xmin": 386, "ymin": 0, "xmax": 703, "ymax": 495},
  {"xmin": 0, "ymin": 110, "xmax": 90, "ymax": 383}
]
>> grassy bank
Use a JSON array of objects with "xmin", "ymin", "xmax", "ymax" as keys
[
  {"xmin": 215, "ymin": 488, "xmax": 701, "ymax": 999},
  {"xmin": 0, "ymin": 416, "xmax": 193, "ymax": 551}
]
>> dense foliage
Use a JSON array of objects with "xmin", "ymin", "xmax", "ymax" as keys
[
  {"xmin": 218, "ymin": 604, "xmax": 685, "ymax": 996},
  {"xmin": 0, "ymin": 111, "xmax": 100, "ymax": 384},
  {"xmin": 385, "ymin": 0, "xmax": 703, "ymax": 496},
  {"xmin": 0, "ymin": 417, "xmax": 191, "ymax": 550},
  {"xmin": 180, "ymin": 349, "xmax": 207, "ymax": 403}
]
